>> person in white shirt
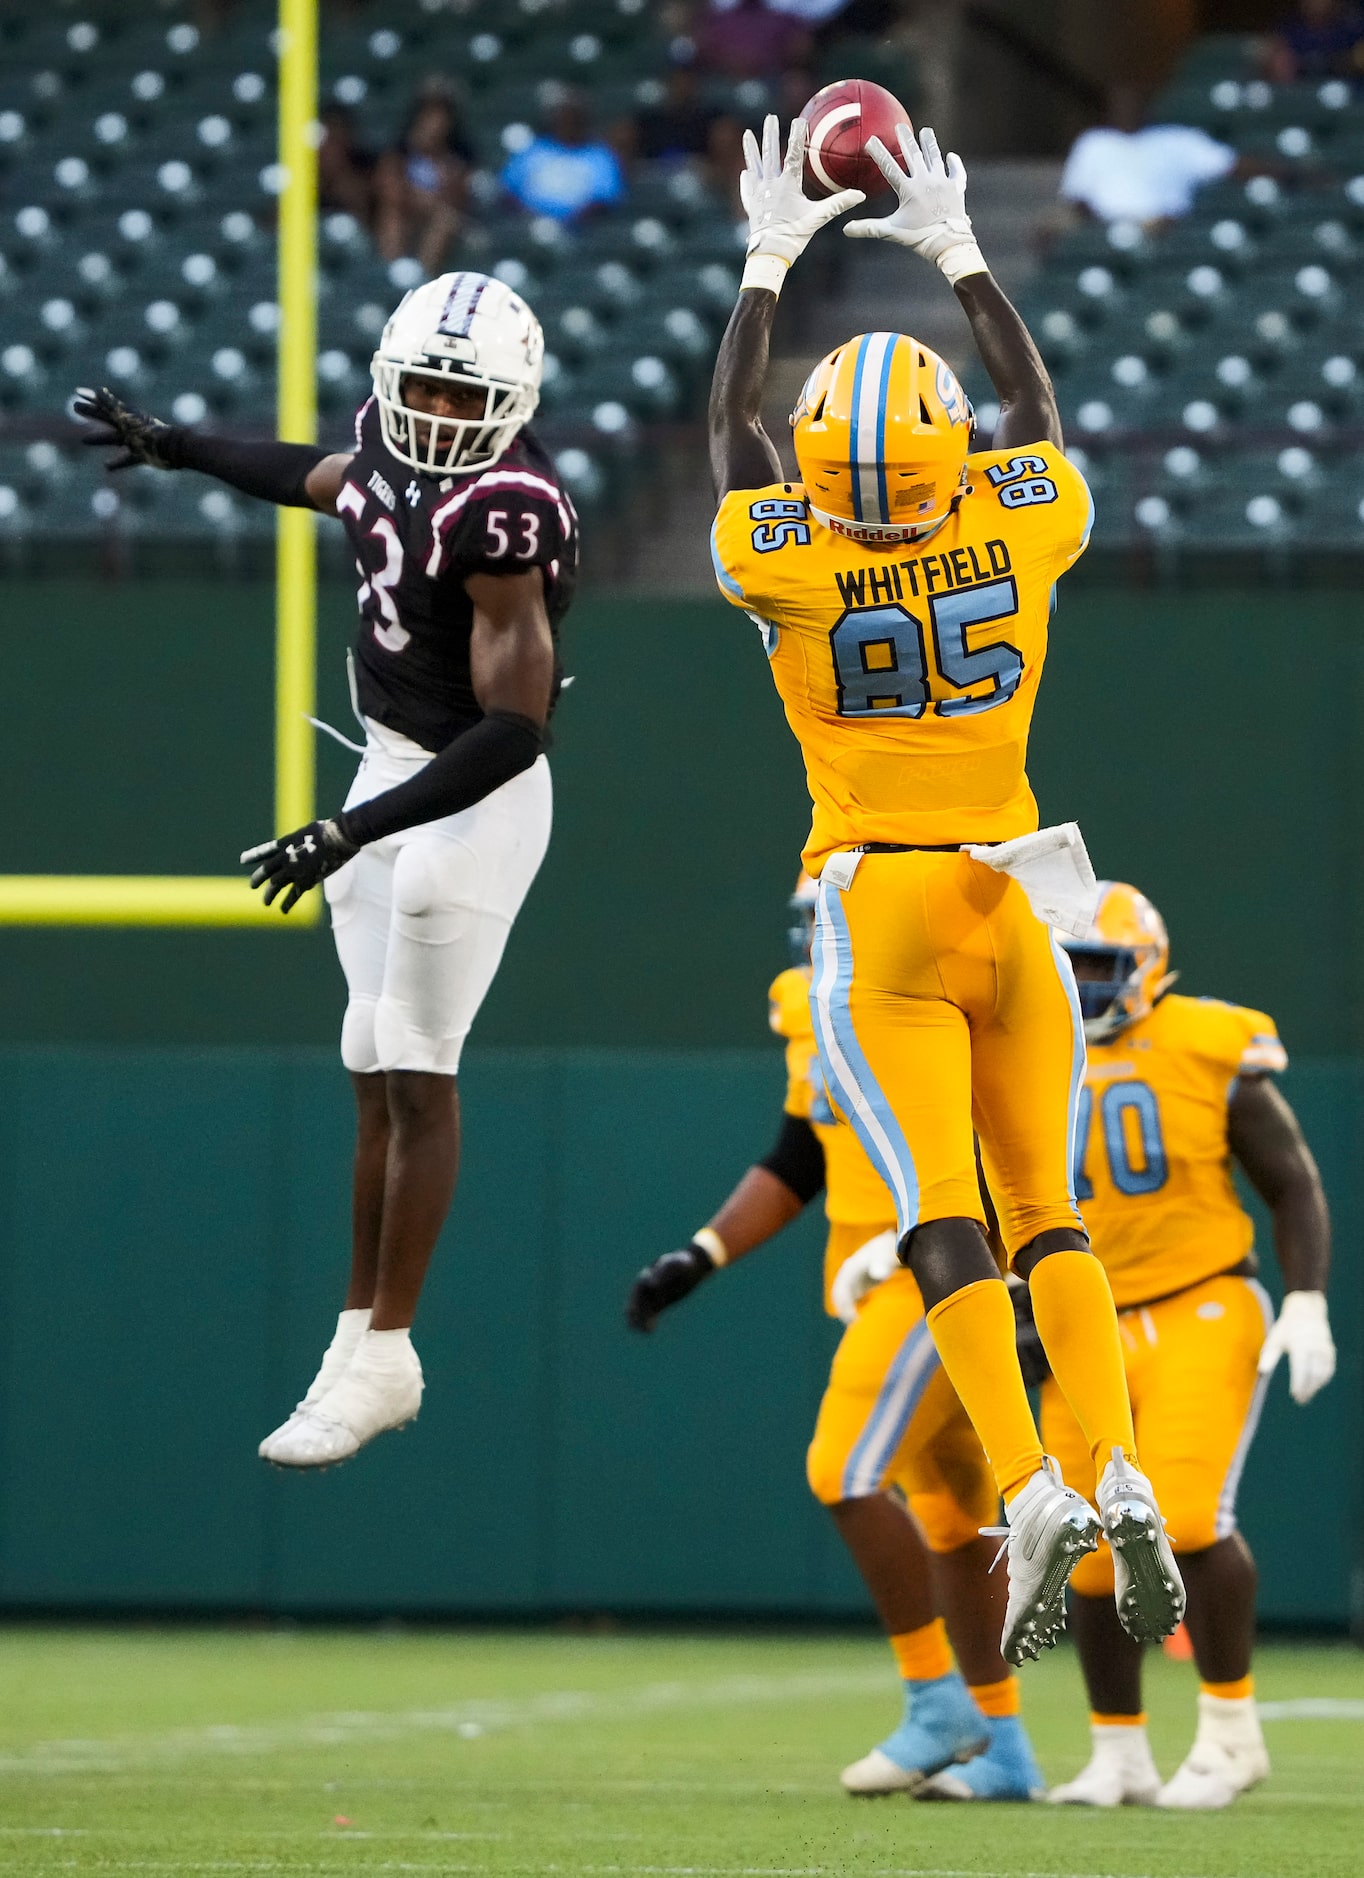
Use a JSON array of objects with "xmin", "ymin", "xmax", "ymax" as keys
[{"xmin": 1059, "ymin": 89, "xmax": 1238, "ymax": 228}]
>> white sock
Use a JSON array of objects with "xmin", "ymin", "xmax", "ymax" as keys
[
  {"xmin": 355, "ymin": 1326, "xmax": 414, "ymax": 1371},
  {"xmin": 1092, "ymin": 1721, "xmax": 1158, "ymax": 1770},
  {"xmin": 300, "ymin": 1308, "xmax": 371, "ymax": 1406},
  {"xmin": 1195, "ymin": 1692, "xmax": 1263, "ymax": 1753},
  {"xmin": 333, "ymin": 1307, "xmax": 372, "ymax": 1345}
]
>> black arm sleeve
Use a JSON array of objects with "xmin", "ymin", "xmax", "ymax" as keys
[
  {"xmin": 337, "ymin": 711, "xmax": 543, "ymax": 848},
  {"xmin": 758, "ymin": 1112, "xmax": 826, "ymax": 1207},
  {"xmin": 164, "ymin": 430, "xmax": 330, "ymax": 507}
]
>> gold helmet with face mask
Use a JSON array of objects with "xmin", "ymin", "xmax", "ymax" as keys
[
  {"xmin": 790, "ymin": 330, "xmax": 973, "ymax": 547},
  {"xmin": 1060, "ymin": 881, "xmax": 1177, "ymax": 1042}
]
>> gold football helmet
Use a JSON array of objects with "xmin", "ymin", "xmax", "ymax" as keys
[{"xmin": 790, "ymin": 330, "xmax": 972, "ymax": 546}]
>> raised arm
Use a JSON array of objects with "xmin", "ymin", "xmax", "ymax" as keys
[
  {"xmin": 844, "ymin": 125, "xmax": 1061, "ymax": 450},
  {"xmin": 242, "ymin": 568, "xmax": 553, "ymax": 913},
  {"xmin": 74, "ymin": 385, "xmax": 353, "ymax": 512},
  {"xmin": 625, "ymin": 1108, "xmax": 825, "ymax": 1333},
  {"xmin": 1228, "ymin": 1074, "xmax": 1336, "ymax": 1405},
  {"xmin": 709, "ymin": 116, "xmax": 863, "ymax": 500}
]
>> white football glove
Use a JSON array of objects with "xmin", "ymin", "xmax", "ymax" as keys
[
  {"xmin": 845, "ymin": 124, "xmax": 988, "ymax": 285},
  {"xmin": 740, "ymin": 114, "xmax": 865, "ymax": 268},
  {"xmin": 1257, "ymin": 1290, "xmax": 1336, "ymax": 1405},
  {"xmin": 830, "ymin": 1228, "xmax": 901, "ymax": 1326}
]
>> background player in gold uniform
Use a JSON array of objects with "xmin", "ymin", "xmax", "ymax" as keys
[
  {"xmin": 707, "ymin": 113, "xmax": 1183, "ymax": 1664},
  {"xmin": 1043, "ymin": 884, "xmax": 1333, "ymax": 1810},
  {"xmin": 627, "ymin": 878, "xmax": 1045, "ymax": 1801}
]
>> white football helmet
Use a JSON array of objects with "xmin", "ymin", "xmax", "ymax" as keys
[{"xmin": 371, "ymin": 270, "xmax": 543, "ymax": 475}]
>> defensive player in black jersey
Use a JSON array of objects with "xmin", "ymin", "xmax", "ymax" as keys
[{"xmin": 76, "ymin": 270, "xmax": 578, "ymax": 1467}]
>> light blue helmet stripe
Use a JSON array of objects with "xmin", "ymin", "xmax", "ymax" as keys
[
  {"xmin": 874, "ymin": 334, "xmax": 896, "ymax": 524},
  {"xmin": 847, "ymin": 334, "xmax": 871, "ymax": 522}
]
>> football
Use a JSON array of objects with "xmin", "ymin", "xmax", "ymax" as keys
[{"xmin": 798, "ymin": 78, "xmax": 913, "ymax": 200}]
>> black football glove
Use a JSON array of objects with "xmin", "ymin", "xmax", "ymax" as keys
[
  {"xmin": 1009, "ymin": 1276, "xmax": 1052, "ymax": 1388},
  {"xmin": 73, "ymin": 384, "xmax": 181, "ymax": 471},
  {"xmin": 626, "ymin": 1243, "xmax": 717, "ymax": 1333},
  {"xmin": 240, "ymin": 818, "xmax": 358, "ymax": 914}
]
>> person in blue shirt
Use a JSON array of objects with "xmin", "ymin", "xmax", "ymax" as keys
[{"xmin": 501, "ymin": 93, "xmax": 624, "ymax": 223}]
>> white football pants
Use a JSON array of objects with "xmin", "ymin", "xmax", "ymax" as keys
[{"xmin": 325, "ymin": 718, "xmax": 552, "ymax": 1076}]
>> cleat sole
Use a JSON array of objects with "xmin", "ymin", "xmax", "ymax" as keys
[
  {"xmin": 1108, "ymin": 1499, "xmax": 1186, "ymax": 1642},
  {"xmin": 1001, "ymin": 1507, "xmax": 1100, "ymax": 1668}
]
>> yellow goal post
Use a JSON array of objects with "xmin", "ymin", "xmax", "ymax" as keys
[{"xmin": 0, "ymin": 0, "xmax": 321, "ymax": 929}]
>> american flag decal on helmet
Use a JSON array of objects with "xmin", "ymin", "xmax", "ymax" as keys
[{"xmin": 437, "ymin": 273, "xmax": 487, "ymax": 337}]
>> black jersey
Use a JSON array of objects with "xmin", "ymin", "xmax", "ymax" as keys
[{"xmin": 337, "ymin": 397, "xmax": 578, "ymax": 753}]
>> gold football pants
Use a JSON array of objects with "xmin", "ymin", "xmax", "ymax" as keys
[{"xmin": 810, "ymin": 850, "xmax": 1085, "ymax": 1257}]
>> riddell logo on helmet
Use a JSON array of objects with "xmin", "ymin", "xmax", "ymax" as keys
[{"xmin": 827, "ymin": 514, "xmax": 924, "ymax": 543}]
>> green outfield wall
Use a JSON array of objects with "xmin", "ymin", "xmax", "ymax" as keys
[
  {"xmin": 5, "ymin": 578, "xmax": 1364, "ymax": 1053},
  {"xmin": 0, "ymin": 1045, "xmax": 1357, "ymax": 1624},
  {"xmin": 1, "ymin": 575, "xmax": 1361, "ymax": 1621}
]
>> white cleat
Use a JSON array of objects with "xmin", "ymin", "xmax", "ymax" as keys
[
  {"xmin": 1096, "ymin": 1448, "xmax": 1186, "ymax": 1645},
  {"xmin": 994, "ymin": 1459, "xmax": 1101, "ymax": 1667},
  {"xmin": 263, "ymin": 1329, "xmax": 424, "ymax": 1470},
  {"xmin": 1157, "ymin": 1694, "xmax": 1269, "ymax": 1810},
  {"xmin": 841, "ymin": 1748, "xmax": 925, "ymax": 1796},
  {"xmin": 1049, "ymin": 1729, "xmax": 1161, "ymax": 1806},
  {"xmin": 258, "ymin": 1307, "xmax": 370, "ymax": 1462}
]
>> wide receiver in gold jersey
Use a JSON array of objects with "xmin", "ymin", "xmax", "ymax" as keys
[
  {"xmin": 626, "ymin": 878, "xmax": 1046, "ymax": 1801},
  {"xmin": 1044, "ymin": 883, "xmax": 1333, "ymax": 1811},
  {"xmin": 707, "ymin": 114, "xmax": 1184, "ymax": 1666}
]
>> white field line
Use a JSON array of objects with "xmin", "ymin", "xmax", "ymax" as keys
[
  {"xmin": 1258, "ymin": 1697, "xmax": 1364, "ymax": 1720},
  {"xmin": 0, "ymin": 1667, "xmax": 889, "ymax": 1776}
]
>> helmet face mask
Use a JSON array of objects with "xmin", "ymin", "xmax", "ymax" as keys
[
  {"xmin": 791, "ymin": 332, "xmax": 973, "ymax": 545},
  {"xmin": 372, "ymin": 270, "xmax": 543, "ymax": 476},
  {"xmin": 1060, "ymin": 882, "xmax": 1175, "ymax": 1043}
]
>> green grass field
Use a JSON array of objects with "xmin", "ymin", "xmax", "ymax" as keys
[{"xmin": 0, "ymin": 1628, "xmax": 1361, "ymax": 1877}]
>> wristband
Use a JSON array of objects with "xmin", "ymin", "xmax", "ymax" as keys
[
  {"xmin": 740, "ymin": 253, "xmax": 789, "ymax": 298},
  {"xmin": 937, "ymin": 240, "xmax": 989, "ymax": 287},
  {"xmin": 692, "ymin": 1227, "xmax": 729, "ymax": 1268}
]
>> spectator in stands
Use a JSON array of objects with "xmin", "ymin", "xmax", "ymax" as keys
[
  {"xmin": 501, "ymin": 90, "xmax": 625, "ymax": 222},
  {"xmin": 1263, "ymin": 0, "xmax": 1364, "ymax": 81},
  {"xmin": 633, "ymin": 49, "xmax": 724, "ymax": 162},
  {"xmin": 695, "ymin": 0, "xmax": 813, "ymax": 81},
  {"xmin": 1059, "ymin": 87, "xmax": 1237, "ymax": 229},
  {"xmin": 318, "ymin": 105, "xmax": 377, "ymax": 227},
  {"xmin": 374, "ymin": 86, "xmax": 476, "ymax": 277}
]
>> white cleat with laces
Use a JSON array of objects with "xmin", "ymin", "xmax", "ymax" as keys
[
  {"xmin": 262, "ymin": 1328, "xmax": 424, "ymax": 1469},
  {"xmin": 991, "ymin": 1458, "xmax": 1102, "ymax": 1667},
  {"xmin": 1096, "ymin": 1448, "xmax": 1186, "ymax": 1644}
]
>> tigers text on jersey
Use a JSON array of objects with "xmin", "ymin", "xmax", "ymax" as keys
[
  {"xmin": 769, "ymin": 965, "xmax": 894, "ymax": 1227},
  {"xmin": 338, "ymin": 398, "xmax": 578, "ymax": 752},
  {"xmin": 1076, "ymin": 992, "xmax": 1288, "ymax": 1309},
  {"xmin": 711, "ymin": 442, "xmax": 1092, "ymax": 873}
]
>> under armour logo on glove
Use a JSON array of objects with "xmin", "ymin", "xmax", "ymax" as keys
[{"xmin": 240, "ymin": 818, "xmax": 358, "ymax": 914}]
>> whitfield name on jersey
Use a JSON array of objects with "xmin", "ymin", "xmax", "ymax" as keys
[
  {"xmin": 339, "ymin": 397, "xmax": 579, "ymax": 753},
  {"xmin": 711, "ymin": 441, "xmax": 1092, "ymax": 871}
]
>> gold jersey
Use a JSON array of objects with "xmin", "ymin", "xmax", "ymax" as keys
[
  {"xmin": 768, "ymin": 965, "xmax": 895, "ymax": 1228},
  {"xmin": 1077, "ymin": 992, "xmax": 1287, "ymax": 1309},
  {"xmin": 712, "ymin": 442, "xmax": 1092, "ymax": 873}
]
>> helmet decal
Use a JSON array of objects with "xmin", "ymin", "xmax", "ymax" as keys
[{"xmin": 936, "ymin": 358, "xmax": 969, "ymax": 426}]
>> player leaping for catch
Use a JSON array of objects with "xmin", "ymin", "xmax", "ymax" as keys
[
  {"xmin": 76, "ymin": 270, "xmax": 577, "ymax": 1468},
  {"xmin": 708, "ymin": 114, "xmax": 1184, "ymax": 1665}
]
